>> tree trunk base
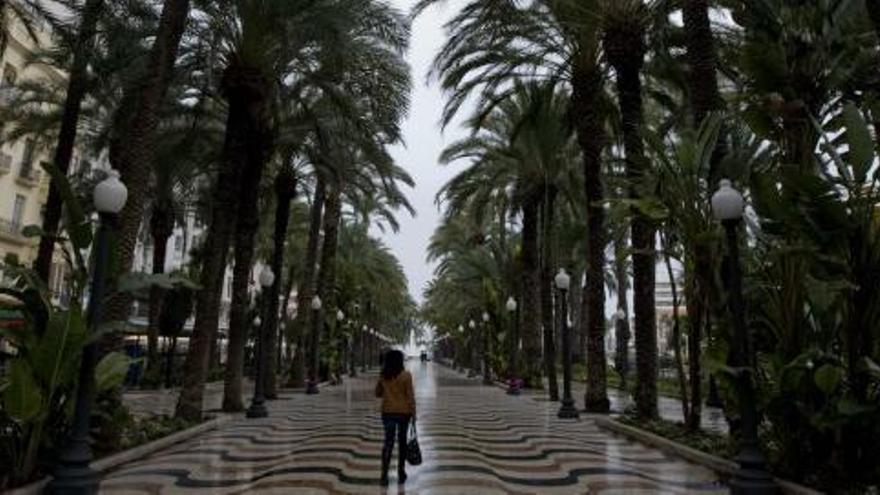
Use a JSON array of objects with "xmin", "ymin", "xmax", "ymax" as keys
[{"xmin": 584, "ymin": 396, "xmax": 610, "ymax": 413}]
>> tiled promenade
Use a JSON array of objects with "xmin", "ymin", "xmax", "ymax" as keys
[{"xmin": 103, "ymin": 363, "xmax": 727, "ymax": 494}]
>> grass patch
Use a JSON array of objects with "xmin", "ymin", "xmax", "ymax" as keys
[
  {"xmin": 617, "ymin": 413, "xmax": 880, "ymax": 495},
  {"xmin": 573, "ymin": 363, "xmax": 690, "ymax": 400},
  {"xmin": 114, "ymin": 415, "xmax": 201, "ymax": 453},
  {"xmin": 618, "ymin": 412, "xmax": 735, "ymax": 459}
]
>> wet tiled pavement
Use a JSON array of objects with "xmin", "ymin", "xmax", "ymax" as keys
[{"xmin": 103, "ymin": 363, "xmax": 727, "ymax": 494}]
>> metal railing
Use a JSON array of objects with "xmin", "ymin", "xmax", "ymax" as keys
[{"xmin": 0, "ymin": 217, "xmax": 22, "ymax": 237}]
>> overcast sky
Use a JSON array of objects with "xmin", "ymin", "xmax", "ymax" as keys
[
  {"xmin": 379, "ymin": 0, "xmax": 468, "ymax": 305},
  {"xmin": 379, "ymin": 0, "xmax": 636, "ymax": 316}
]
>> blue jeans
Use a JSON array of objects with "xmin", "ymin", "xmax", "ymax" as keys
[{"xmin": 381, "ymin": 413, "xmax": 411, "ymax": 476}]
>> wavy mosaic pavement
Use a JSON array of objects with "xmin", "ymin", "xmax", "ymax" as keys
[{"xmin": 100, "ymin": 364, "xmax": 727, "ymax": 494}]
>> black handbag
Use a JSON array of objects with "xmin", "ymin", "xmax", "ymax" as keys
[{"xmin": 406, "ymin": 420, "xmax": 423, "ymax": 466}]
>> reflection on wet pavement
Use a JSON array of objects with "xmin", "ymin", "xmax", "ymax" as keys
[{"xmin": 100, "ymin": 363, "xmax": 727, "ymax": 494}]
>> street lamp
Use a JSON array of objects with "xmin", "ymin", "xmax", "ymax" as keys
[
  {"xmin": 505, "ymin": 297, "xmax": 519, "ymax": 394},
  {"xmin": 306, "ymin": 295, "xmax": 322, "ymax": 394},
  {"xmin": 246, "ymin": 266, "xmax": 274, "ymax": 418},
  {"xmin": 369, "ymin": 328, "xmax": 377, "ymax": 369},
  {"xmin": 361, "ymin": 324, "xmax": 368, "ymax": 372},
  {"xmin": 467, "ymin": 319, "xmax": 478, "ymax": 378},
  {"xmin": 555, "ymin": 268, "xmax": 579, "ymax": 419},
  {"xmin": 457, "ymin": 324, "xmax": 465, "ymax": 372},
  {"xmin": 50, "ymin": 170, "xmax": 127, "ymax": 493},
  {"xmin": 336, "ymin": 310, "xmax": 346, "ymax": 380},
  {"xmin": 712, "ymin": 179, "xmax": 775, "ymax": 494},
  {"xmin": 481, "ymin": 311, "xmax": 492, "ymax": 385}
]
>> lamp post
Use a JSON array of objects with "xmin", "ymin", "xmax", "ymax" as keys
[
  {"xmin": 555, "ymin": 268, "xmax": 579, "ymax": 419},
  {"xmin": 712, "ymin": 179, "xmax": 776, "ymax": 494},
  {"xmin": 246, "ymin": 266, "xmax": 274, "ymax": 418},
  {"xmin": 49, "ymin": 170, "xmax": 127, "ymax": 494},
  {"xmin": 336, "ymin": 309, "xmax": 345, "ymax": 381},
  {"xmin": 457, "ymin": 324, "xmax": 465, "ymax": 371},
  {"xmin": 467, "ymin": 319, "xmax": 478, "ymax": 377},
  {"xmin": 481, "ymin": 311, "xmax": 492, "ymax": 385},
  {"xmin": 361, "ymin": 324, "xmax": 368, "ymax": 372},
  {"xmin": 369, "ymin": 328, "xmax": 376, "ymax": 368},
  {"xmin": 505, "ymin": 297, "xmax": 519, "ymax": 394},
  {"xmin": 306, "ymin": 295, "xmax": 322, "ymax": 394}
]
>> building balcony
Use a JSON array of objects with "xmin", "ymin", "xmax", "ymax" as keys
[
  {"xmin": 15, "ymin": 165, "xmax": 41, "ymax": 188},
  {"xmin": 0, "ymin": 217, "xmax": 26, "ymax": 246},
  {"xmin": 0, "ymin": 153, "xmax": 11, "ymax": 175}
]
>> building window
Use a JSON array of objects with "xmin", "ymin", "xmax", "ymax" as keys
[
  {"xmin": 11, "ymin": 195, "xmax": 26, "ymax": 229},
  {"xmin": 174, "ymin": 235, "xmax": 183, "ymax": 251},
  {"xmin": 20, "ymin": 139, "xmax": 36, "ymax": 176}
]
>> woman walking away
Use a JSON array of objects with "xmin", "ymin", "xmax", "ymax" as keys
[{"xmin": 375, "ymin": 349, "xmax": 416, "ymax": 485}]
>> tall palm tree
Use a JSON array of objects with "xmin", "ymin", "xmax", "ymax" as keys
[
  {"xmin": 104, "ymin": 0, "xmax": 192, "ymax": 325},
  {"xmin": 437, "ymin": 82, "xmax": 580, "ymax": 389},
  {"xmin": 181, "ymin": 0, "xmax": 327, "ymax": 418},
  {"xmin": 33, "ymin": 0, "xmax": 105, "ymax": 284},
  {"xmin": 262, "ymin": 162, "xmax": 297, "ymax": 398},
  {"xmin": 603, "ymin": 0, "xmax": 657, "ymax": 419},
  {"xmin": 419, "ymin": 0, "xmax": 613, "ymax": 408}
]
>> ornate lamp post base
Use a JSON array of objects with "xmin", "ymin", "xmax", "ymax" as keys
[
  {"xmin": 729, "ymin": 471, "xmax": 778, "ymax": 495},
  {"xmin": 557, "ymin": 398, "xmax": 580, "ymax": 419},
  {"xmin": 47, "ymin": 453, "xmax": 98, "ymax": 494},
  {"xmin": 246, "ymin": 400, "xmax": 268, "ymax": 418}
]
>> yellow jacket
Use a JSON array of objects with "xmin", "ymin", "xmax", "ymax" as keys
[{"xmin": 375, "ymin": 370, "xmax": 416, "ymax": 415}]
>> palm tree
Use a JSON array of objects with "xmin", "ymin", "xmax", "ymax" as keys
[
  {"xmin": 33, "ymin": 0, "xmax": 105, "ymax": 284},
  {"xmin": 419, "ymin": 0, "xmax": 613, "ymax": 408},
  {"xmin": 436, "ymin": 82, "xmax": 580, "ymax": 389},
  {"xmin": 104, "ymin": 0, "xmax": 192, "ymax": 326},
  {"xmin": 261, "ymin": 162, "xmax": 297, "ymax": 398},
  {"xmin": 602, "ymin": 0, "xmax": 657, "ymax": 419}
]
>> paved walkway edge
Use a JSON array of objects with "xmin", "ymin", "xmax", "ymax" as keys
[
  {"xmin": 594, "ymin": 417, "xmax": 823, "ymax": 495},
  {"xmin": 8, "ymin": 414, "xmax": 233, "ymax": 495}
]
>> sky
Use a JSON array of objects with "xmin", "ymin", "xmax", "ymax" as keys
[
  {"xmin": 379, "ymin": 0, "xmax": 469, "ymax": 305},
  {"xmin": 379, "ymin": 0, "xmax": 640, "ymax": 316}
]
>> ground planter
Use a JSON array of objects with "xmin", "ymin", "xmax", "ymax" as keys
[
  {"xmin": 594, "ymin": 416, "xmax": 823, "ymax": 495},
  {"xmin": 7, "ymin": 414, "xmax": 232, "ymax": 495}
]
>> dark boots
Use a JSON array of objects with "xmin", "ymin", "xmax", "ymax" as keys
[
  {"xmin": 381, "ymin": 450, "xmax": 391, "ymax": 486},
  {"xmin": 380, "ymin": 451, "xmax": 407, "ymax": 485}
]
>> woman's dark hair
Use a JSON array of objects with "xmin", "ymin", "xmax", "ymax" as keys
[{"xmin": 382, "ymin": 349, "xmax": 405, "ymax": 380}]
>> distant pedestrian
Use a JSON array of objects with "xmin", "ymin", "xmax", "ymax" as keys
[{"xmin": 375, "ymin": 349, "xmax": 416, "ymax": 486}]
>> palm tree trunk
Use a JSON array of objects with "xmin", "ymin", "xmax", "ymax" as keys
[
  {"xmin": 263, "ymin": 167, "xmax": 297, "ymax": 398},
  {"xmin": 682, "ymin": 0, "xmax": 724, "ymax": 426},
  {"xmin": 520, "ymin": 196, "xmax": 542, "ymax": 387},
  {"xmin": 312, "ymin": 180, "xmax": 342, "ymax": 384},
  {"xmin": 573, "ymin": 58, "xmax": 610, "ymax": 412},
  {"xmin": 662, "ymin": 233, "xmax": 689, "ymax": 421},
  {"xmin": 164, "ymin": 334, "xmax": 178, "ymax": 388},
  {"xmin": 685, "ymin": 248, "xmax": 710, "ymax": 430},
  {"xmin": 682, "ymin": 0, "xmax": 722, "ymax": 127},
  {"xmin": 287, "ymin": 179, "xmax": 325, "ymax": 386},
  {"xmin": 146, "ymin": 204, "xmax": 174, "ymax": 381},
  {"xmin": 175, "ymin": 64, "xmax": 267, "ymax": 420},
  {"xmin": 33, "ymin": 0, "xmax": 104, "ymax": 284},
  {"xmin": 222, "ymin": 114, "xmax": 273, "ymax": 410},
  {"xmin": 570, "ymin": 269, "xmax": 584, "ymax": 363},
  {"xmin": 104, "ymin": 0, "xmax": 191, "ymax": 328},
  {"xmin": 614, "ymin": 246, "xmax": 630, "ymax": 391},
  {"xmin": 281, "ymin": 260, "xmax": 297, "ymax": 365},
  {"xmin": 606, "ymin": 18, "xmax": 657, "ymax": 419},
  {"xmin": 866, "ymin": 0, "xmax": 880, "ymax": 138},
  {"xmin": 540, "ymin": 189, "xmax": 559, "ymax": 401}
]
